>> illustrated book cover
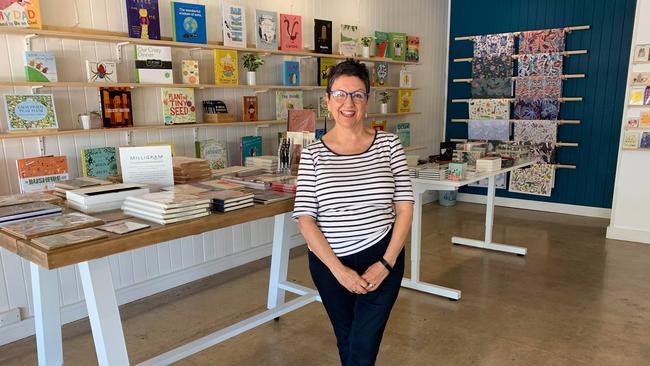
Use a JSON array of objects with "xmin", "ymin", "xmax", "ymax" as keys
[
  {"xmin": 397, "ymin": 89, "xmax": 413, "ymax": 113},
  {"xmin": 181, "ymin": 59, "xmax": 199, "ymax": 84},
  {"xmin": 275, "ymin": 91, "xmax": 303, "ymax": 120},
  {"xmin": 288, "ymin": 109, "xmax": 316, "ymax": 132},
  {"xmin": 254, "ymin": 9, "xmax": 278, "ymax": 50},
  {"xmin": 23, "ymin": 51, "xmax": 57, "ymax": 82},
  {"xmin": 318, "ymin": 57, "xmax": 337, "ymax": 86},
  {"xmin": 375, "ymin": 62, "xmax": 388, "ymax": 86},
  {"xmin": 126, "ymin": 0, "xmax": 161, "ymax": 40},
  {"xmin": 222, "ymin": 3, "xmax": 246, "ymax": 47},
  {"xmin": 1, "ymin": 212, "xmax": 103, "ymax": 239},
  {"xmin": 135, "ymin": 45, "xmax": 173, "ymax": 83},
  {"xmin": 283, "ymin": 60, "xmax": 300, "ymax": 86},
  {"xmin": 214, "ymin": 49, "xmax": 238, "ymax": 85},
  {"xmin": 396, "ymin": 122, "xmax": 411, "ymax": 147},
  {"xmin": 240, "ymin": 136, "xmax": 263, "ymax": 165},
  {"xmin": 314, "ymin": 19, "xmax": 332, "ymax": 54},
  {"xmin": 279, "ymin": 13, "xmax": 302, "ymax": 51},
  {"xmin": 375, "ymin": 31, "xmax": 390, "ymax": 58},
  {"xmin": 0, "ymin": 0, "xmax": 41, "ymax": 28},
  {"xmin": 389, "ymin": 32, "xmax": 407, "ymax": 61},
  {"xmin": 242, "ymin": 96, "xmax": 258, "ymax": 121},
  {"xmin": 3, "ymin": 93, "xmax": 58, "ymax": 131},
  {"xmin": 406, "ymin": 35, "xmax": 420, "ymax": 62},
  {"xmin": 170, "ymin": 1, "xmax": 206, "ymax": 44},
  {"xmin": 195, "ymin": 139, "xmax": 228, "ymax": 170},
  {"xmin": 32, "ymin": 228, "xmax": 108, "ymax": 250},
  {"xmin": 17, "ymin": 155, "xmax": 68, "ymax": 193},
  {"xmin": 81, "ymin": 147, "xmax": 118, "ymax": 179},
  {"xmin": 161, "ymin": 87, "xmax": 196, "ymax": 125},
  {"xmin": 86, "ymin": 60, "xmax": 117, "ymax": 83},
  {"xmin": 99, "ymin": 87, "xmax": 133, "ymax": 128},
  {"xmin": 339, "ymin": 24, "xmax": 359, "ymax": 57}
]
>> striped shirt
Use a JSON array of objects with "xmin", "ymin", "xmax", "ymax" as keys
[{"xmin": 292, "ymin": 131, "xmax": 414, "ymax": 256}]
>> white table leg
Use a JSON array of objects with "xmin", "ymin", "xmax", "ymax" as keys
[
  {"xmin": 267, "ymin": 212, "xmax": 291, "ymax": 309},
  {"xmin": 30, "ymin": 263, "xmax": 63, "ymax": 366},
  {"xmin": 78, "ymin": 258, "xmax": 129, "ymax": 366}
]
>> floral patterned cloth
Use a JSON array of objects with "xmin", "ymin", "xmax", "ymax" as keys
[
  {"xmin": 471, "ymin": 77, "xmax": 513, "ymax": 98},
  {"xmin": 474, "ymin": 33, "xmax": 515, "ymax": 58},
  {"xmin": 469, "ymin": 99, "xmax": 511, "ymax": 119},
  {"xmin": 513, "ymin": 120, "xmax": 558, "ymax": 143},
  {"xmin": 513, "ymin": 98, "xmax": 560, "ymax": 120},
  {"xmin": 508, "ymin": 163, "xmax": 555, "ymax": 196},
  {"xmin": 518, "ymin": 29, "xmax": 565, "ymax": 54},
  {"xmin": 515, "ymin": 77, "xmax": 562, "ymax": 99},
  {"xmin": 521, "ymin": 142, "xmax": 557, "ymax": 164},
  {"xmin": 472, "ymin": 55, "xmax": 513, "ymax": 78},
  {"xmin": 517, "ymin": 52, "xmax": 563, "ymax": 77},
  {"xmin": 468, "ymin": 119, "xmax": 511, "ymax": 141}
]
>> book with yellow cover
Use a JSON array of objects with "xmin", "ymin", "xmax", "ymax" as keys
[
  {"xmin": 0, "ymin": 0, "xmax": 41, "ymax": 28},
  {"xmin": 214, "ymin": 50, "xmax": 238, "ymax": 85},
  {"xmin": 397, "ymin": 89, "xmax": 413, "ymax": 113},
  {"xmin": 629, "ymin": 86, "xmax": 645, "ymax": 105}
]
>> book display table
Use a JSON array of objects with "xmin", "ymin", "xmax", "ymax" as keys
[
  {"xmin": 0, "ymin": 200, "xmax": 321, "ymax": 366},
  {"xmin": 402, "ymin": 161, "xmax": 533, "ymax": 300}
]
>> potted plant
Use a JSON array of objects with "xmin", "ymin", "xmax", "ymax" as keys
[
  {"xmin": 360, "ymin": 36, "xmax": 373, "ymax": 58},
  {"xmin": 78, "ymin": 111, "xmax": 102, "ymax": 130},
  {"xmin": 378, "ymin": 90, "xmax": 391, "ymax": 114},
  {"xmin": 242, "ymin": 53, "xmax": 265, "ymax": 85}
]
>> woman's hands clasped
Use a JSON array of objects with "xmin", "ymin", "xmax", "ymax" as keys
[{"xmin": 332, "ymin": 262, "xmax": 390, "ymax": 294}]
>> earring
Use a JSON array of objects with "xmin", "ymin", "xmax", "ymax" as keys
[{"xmin": 364, "ymin": 112, "xmax": 368, "ymax": 119}]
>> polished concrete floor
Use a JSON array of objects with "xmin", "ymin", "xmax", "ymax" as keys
[{"xmin": 1, "ymin": 202, "xmax": 650, "ymax": 365}]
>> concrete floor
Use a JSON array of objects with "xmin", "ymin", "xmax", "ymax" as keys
[{"xmin": 1, "ymin": 202, "xmax": 650, "ymax": 365}]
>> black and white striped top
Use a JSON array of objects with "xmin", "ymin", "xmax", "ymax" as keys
[{"xmin": 292, "ymin": 131, "xmax": 414, "ymax": 256}]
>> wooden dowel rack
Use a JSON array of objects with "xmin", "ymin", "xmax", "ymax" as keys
[
  {"xmin": 454, "ymin": 25, "xmax": 590, "ymax": 41},
  {"xmin": 450, "ymin": 118, "xmax": 581, "ymax": 125},
  {"xmin": 453, "ymin": 50, "xmax": 588, "ymax": 62},
  {"xmin": 453, "ymin": 74, "xmax": 585, "ymax": 83},
  {"xmin": 451, "ymin": 97, "xmax": 582, "ymax": 103},
  {"xmin": 447, "ymin": 138, "xmax": 577, "ymax": 147}
]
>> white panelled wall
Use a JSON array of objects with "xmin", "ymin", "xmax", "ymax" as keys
[{"xmin": 0, "ymin": 0, "xmax": 449, "ymax": 345}]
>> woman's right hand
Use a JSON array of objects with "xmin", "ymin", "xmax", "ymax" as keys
[{"xmin": 332, "ymin": 265, "xmax": 370, "ymax": 294}]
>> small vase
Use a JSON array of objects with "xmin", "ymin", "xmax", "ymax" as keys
[
  {"xmin": 380, "ymin": 103, "xmax": 388, "ymax": 114},
  {"xmin": 247, "ymin": 71, "xmax": 256, "ymax": 85},
  {"xmin": 78, "ymin": 114, "xmax": 91, "ymax": 130},
  {"xmin": 362, "ymin": 46, "xmax": 370, "ymax": 58}
]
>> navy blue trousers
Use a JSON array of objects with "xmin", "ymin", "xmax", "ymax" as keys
[{"xmin": 308, "ymin": 231, "xmax": 405, "ymax": 366}]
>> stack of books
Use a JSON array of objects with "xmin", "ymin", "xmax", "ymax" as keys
[
  {"xmin": 221, "ymin": 175, "xmax": 269, "ymax": 190},
  {"xmin": 54, "ymin": 177, "xmax": 112, "ymax": 199},
  {"xmin": 411, "ymin": 164, "xmax": 448, "ymax": 180},
  {"xmin": 252, "ymin": 190, "xmax": 294, "ymax": 205},
  {"xmin": 0, "ymin": 202, "xmax": 63, "ymax": 226},
  {"xmin": 195, "ymin": 179, "xmax": 245, "ymax": 191},
  {"xmin": 271, "ymin": 176, "xmax": 297, "ymax": 193},
  {"xmin": 198, "ymin": 190, "xmax": 254, "ymax": 212},
  {"xmin": 245, "ymin": 156, "xmax": 279, "ymax": 173},
  {"xmin": 211, "ymin": 166, "xmax": 250, "ymax": 178},
  {"xmin": 476, "ymin": 157, "xmax": 502, "ymax": 172},
  {"xmin": 173, "ymin": 157, "xmax": 212, "ymax": 184},
  {"xmin": 0, "ymin": 192, "xmax": 62, "ymax": 208},
  {"xmin": 122, "ymin": 192, "xmax": 211, "ymax": 225},
  {"xmin": 66, "ymin": 183, "xmax": 150, "ymax": 213}
]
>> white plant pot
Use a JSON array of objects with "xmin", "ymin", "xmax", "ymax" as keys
[
  {"xmin": 362, "ymin": 46, "xmax": 370, "ymax": 58},
  {"xmin": 247, "ymin": 71, "xmax": 256, "ymax": 85},
  {"xmin": 78, "ymin": 114, "xmax": 91, "ymax": 130},
  {"xmin": 380, "ymin": 103, "xmax": 389, "ymax": 114}
]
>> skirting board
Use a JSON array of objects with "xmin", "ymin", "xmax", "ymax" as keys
[
  {"xmin": 0, "ymin": 234, "xmax": 306, "ymax": 346},
  {"xmin": 606, "ymin": 226, "xmax": 650, "ymax": 244},
  {"xmin": 457, "ymin": 193, "xmax": 611, "ymax": 218}
]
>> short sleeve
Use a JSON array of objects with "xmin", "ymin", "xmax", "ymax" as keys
[
  {"xmin": 389, "ymin": 135, "xmax": 414, "ymax": 203},
  {"xmin": 292, "ymin": 147, "xmax": 319, "ymax": 220}
]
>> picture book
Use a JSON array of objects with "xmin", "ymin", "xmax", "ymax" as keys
[
  {"xmin": 389, "ymin": 32, "xmax": 407, "ymax": 61},
  {"xmin": 275, "ymin": 91, "xmax": 303, "ymax": 120},
  {"xmin": 371, "ymin": 120, "xmax": 386, "ymax": 131},
  {"xmin": 634, "ymin": 45, "xmax": 650, "ymax": 62},
  {"xmin": 214, "ymin": 49, "xmax": 239, "ymax": 85},
  {"xmin": 181, "ymin": 59, "xmax": 199, "ymax": 84},
  {"xmin": 632, "ymin": 72, "xmax": 650, "ymax": 83},
  {"xmin": 629, "ymin": 86, "xmax": 645, "ymax": 105},
  {"xmin": 135, "ymin": 45, "xmax": 173, "ymax": 84},
  {"xmin": 375, "ymin": 62, "xmax": 388, "ymax": 86},
  {"xmin": 279, "ymin": 13, "xmax": 302, "ymax": 51},
  {"xmin": 195, "ymin": 139, "xmax": 228, "ymax": 170},
  {"xmin": 623, "ymin": 131, "xmax": 640, "ymax": 149},
  {"xmin": 97, "ymin": 220, "xmax": 150, "ymax": 235},
  {"xmin": 86, "ymin": 60, "xmax": 117, "ymax": 83},
  {"xmin": 318, "ymin": 96, "xmax": 329, "ymax": 119},
  {"xmin": 318, "ymin": 57, "xmax": 337, "ymax": 86},
  {"xmin": 1, "ymin": 213, "xmax": 104, "ymax": 240},
  {"xmin": 396, "ymin": 122, "xmax": 411, "ymax": 147},
  {"xmin": 0, "ymin": 0, "xmax": 41, "ymax": 28},
  {"xmin": 23, "ymin": 51, "xmax": 57, "ymax": 82},
  {"xmin": 375, "ymin": 31, "xmax": 390, "ymax": 58},
  {"xmin": 170, "ymin": 1, "xmax": 206, "ymax": 44},
  {"xmin": 254, "ymin": 9, "xmax": 278, "ymax": 50},
  {"xmin": 314, "ymin": 19, "xmax": 332, "ymax": 54},
  {"xmin": 126, "ymin": 0, "xmax": 161, "ymax": 40},
  {"xmin": 16, "ymin": 156, "xmax": 69, "ymax": 193},
  {"xmin": 399, "ymin": 69, "xmax": 413, "ymax": 88},
  {"xmin": 288, "ymin": 109, "xmax": 316, "ymax": 132},
  {"xmin": 397, "ymin": 89, "xmax": 413, "ymax": 113},
  {"xmin": 242, "ymin": 96, "xmax": 258, "ymax": 121},
  {"xmin": 99, "ymin": 87, "xmax": 133, "ymax": 128},
  {"xmin": 161, "ymin": 87, "xmax": 196, "ymax": 125},
  {"xmin": 3, "ymin": 94, "xmax": 58, "ymax": 131},
  {"xmin": 315, "ymin": 128, "xmax": 326, "ymax": 140},
  {"xmin": 641, "ymin": 131, "xmax": 650, "ymax": 149},
  {"xmin": 339, "ymin": 24, "xmax": 359, "ymax": 57},
  {"xmin": 81, "ymin": 147, "xmax": 118, "ymax": 179},
  {"xmin": 240, "ymin": 136, "xmax": 263, "ymax": 165},
  {"xmin": 640, "ymin": 111, "xmax": 650, "ymax": 128},
  {"xmin": 222, "ymin": 4, "xmax": 246, "ymax": 48},
  {"xmin": 32, "ymin": 228, "xmax": 108, "ymax": 250},
  {"xmin": 283, "ymin": 60, "xmax": 300, "ymax": 86},
  {"xmin": 406, "ymin": 35, "xmax": 420, "ymax": 62},
  {"xmin": 627, "ymin": 118, "xmax": 640, "ymax": 128}
]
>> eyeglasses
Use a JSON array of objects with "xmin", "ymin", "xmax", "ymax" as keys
[{"xmin": 328, "ymin": 90, "xmax": 368, "ymax": 104}]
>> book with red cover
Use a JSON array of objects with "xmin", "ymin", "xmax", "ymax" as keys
[
  {"xmin": 17, "ymin": 156, "xmax": 69, "ymax": 193},
  {"xmin": 242, "ymin": 96, "xmax": 258, "ymax": 121},
  {"xmin": 279, "ymin": 13, "xmax": 302, "ymax": 51},
  {"xmin": 287, "ymin": 109, "xmax": 316, "ymax": 132}
]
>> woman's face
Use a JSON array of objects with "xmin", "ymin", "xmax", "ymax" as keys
[{"xmin": 327, "ymin": 75, "xmax": 368, "ymax": 128}]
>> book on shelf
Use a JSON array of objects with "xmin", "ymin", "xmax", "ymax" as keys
[
  {"xmin": 623, "ymin": 131, "xmax": 640, "ymax": 149},
  {"xmin": 126, "ymin": 0, "xmax": 161, "ymax": 40},
  {"xmin": 214, "ymin": 49, "xmax": 239, "ymax": 85},
  {"xmin": 279, "ymin": 13, "xmax": 302, "ymax": 51},
  {"xmin": 375, "ymin": 62, "xmax": 388, "ymax": 86},
  {"xmin": 254, "ymin": 9, "xmax": 278, "ymax": 50},
  {"xmin": 170, "ymin": 1, "xmax": 206, "ymax": 44},
  {"xmin": 283, "ymin": 60, "xmax": 301, "ymax": 86},
  {"xmin": 315, "ymin": 128, "xmax": 325, "ymax": 140},
  {"xmin": 181, "ymin": 60, "xmax": 199, "ymax": 84},
  {"xmin": 97, "ymin": 220, "xmax": 150, "ymax": 235},
  {"xmin": 318, "ymin": 96, "xmax": 329, "ymax": 119},
  {"xmin": 634, "ymin": 45, "xmax": 650, "ymax": 62},
  {"xmin": 0, "ymin": 202, "xmax": 62, "ymax": 226},
  {"xmin": 632, "ymin": 72, "xmax": 650, "ymax": 83},
  {"xmin": 399, "ymin": 69, "xmax": 413, "ymax": 88},
  {"xmin": 23, "ymin": 51, "xmax": 57, "ymax": 82},
  {"xmin": 640, "ymin": 111, "xmax": 650, "ymax": 128},
  {"xmin": 629, "ymin": 86, "xmax": 645, "ymax": 105},
  {"xmin": 86, "ymin": 60, "xmax": 117, "ymax": 83},
  {"xmin": 397, "ymin": 89, "xmax": 413, "ymax": 113},
  {"xmin": 0, "ymin": 212, "xmax": 104, "ymax": 240},
  {"xmin": 3, "ymin": 93, "xmax": 58, "ymax": 131},
  {"xmin": 31, "ymin": 228, "xmax": 108, "ymax": 250},
  {"xmin": 406, "ymin": 35, "xmax": 420, "ymax": 62},
  {"xmin": 396, "ymin": 122, "xmax": 411, "ymax": 147},
  {"xmin": 627, "ymin": 118, "xmax": 640, "ymax": 128},
  {"xmin": 222, "ymin": 3, "xmax": 246, "ymax": 48},
  {"xmin": 240, "ymin": 136, "xmax": 263, "ymax": 165},
  {"xmin": 81, "ymin": 147, "xmax": 118, "ymax": 179},
  {"xmin": 17, "ymin": 156, "xmax": 69, "ymax": 193},
  {"xmin": 314, "ymin": 19, "xmax": 333, "ymax": 54},
  {"xmin": 195, "ymin": 139, "xmax": 228, "ymax": 170},
  {"xmin": 119, "ymin": 146, "xmax": 174, "ymax": 188},
  {"xmin": 288, "ymin": 109, "xmax": 316, "ymax": 132},
  {"xmin": 641, "ymin": 131, "xmax": 650, "ymax": 149},
  {"xmin": 340, "ymin": 24, "xmax": 359, "ymax": 57},
  {"xmin": 317, "ymin": 57, "xmax": 337, "ymax": 86},
  {"xmin": 135, "ymin": 45, "xmax": 173, "ymax": 84},
  {"xmin": 375, "ymin": 31, "xmax": 390, "ymax": 58},
  {"xmin": 161, "ymin": 87, "xmax": 196, "ymax": 125},
  {"xmin": 275, "ymin": 91, "xmax": 303, "ymax": 120},
  {"xmin": 0, "ymin": 0, "xmax": 41, "ymax": 28},
  {"xmin": 371, "ymin": 120, "xmax": 386, "ymax": 131},
  {"xmin": 242, "ymin": 96, "xmax": 258, "ymax": 121},
  {"xmin": 99, "ymin": 87, "xmax": 133, "ymax": 128},
  {"xmin": 389, "ymin": 32, "xmax": 407, "ymax": 62}
]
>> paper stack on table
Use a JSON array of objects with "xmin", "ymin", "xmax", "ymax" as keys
[
  {"xmin": 245, "ymin": 156, "xmax": 279, "ymax": 173},
  {"xmin": 198, "ymin": 190, "xmax": 254, "ymax": 212},
  {"xmin": 0, "ymin": 202, "xmax": 63, "ymax": 227},
  {"xmin": 122, "ymin": 192, "xmax": 211, "ymax": 225},
  {"xmin": 172, "ymin": 157, "xmax": 212, "ymax": 184},
  {"xmin": 476, "ymin": 157, "xmax": 502, "ymax": 172},
  {"xmin": 54, "ymin": 177, "xmax": 113, "ymax": 199},
  {"xmin": 66, "ymin": 183, "xmax": 150, "ymax": 213}
]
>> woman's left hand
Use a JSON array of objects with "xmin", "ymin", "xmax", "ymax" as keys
[{"xmin": 361, "ymin": 262, "xmax": 390, "ymax": 292}]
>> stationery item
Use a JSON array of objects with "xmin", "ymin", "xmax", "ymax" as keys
[
  {"xmin": 240, "ymin": 136, "xmax": 263, "ymax": 165},
  {"xmin": 472, "ymin": 55, "xmax": 512, "ymax": 78},
  {"xmin": 397, "ymin": 89, "xmax": 413, "ymax": 113},
  {"xmin": 340, "ymin": 24, "xmax": 359, "ymax": 57},
  {"xmin": 640, "ymin": 131, "xmax": 650, "ymax": 148},
  {"xmin": 245, "ymin": 156, "xmax": 279, "ymax": 173},
  {"xmin": 288, "ymin": 109, "xmax": 316, "ymax": 132},
  {"xmin": 279, "ymin": 13, "xmax": 302, "ymax": 51},
  {"xmin": 23, "ymin": 51, "xmax": 57, "ymax": 82},
  {"xmin": 406, "ymin": 35, "xmax": 420, "ymax": 62},
  {"xmin": 124, "ymin": 192, "xmax": 209, "ymax": 210},
  {"xmin": 126, "ymin": 0, "xmax": 161, "ymax": 40},
  {"xmin": 508, "ymin": 164, "xmax": 555, "ymax": 197},
  {"xmin": 1, "ymin": 212, "xmax": 104, "ymax": 239},
  {"xmin": 161, "ymin": 184, "xmax": 210, "ymax": 195},
  {"xmin": 3, "ymin": 94, "xmax": 58, "ymax": 131},
  {"xmin": 195, "ymin": 139, "xmax": 228, "ymax": 170},
  {"xmin": 517, "ymin": 52, "xmax": 563, "ymax": 77},
  {"xmin": 627, "ymin": 118, "xmax": 640, "ymax": 128},
  {"xmin": 65, "ymin": 183, "xmax": 150, "ymax": 213},
  {"xmin": 275, "ymin": 91, "xmax": 303, "ymax": 120},
  {"xmin": 515, "ymin": 77, "xmax": 562, "ymax": 99},
  {"xmin": 17, "ymin": 156, "xmax": 68, "ymax": 193},
  {"xmin": 283, "ymin": 60, "xmax": 301, "ymax": 86},
  {"xmin": 371, "ymin": 120, "xmax": 387, "ymax": 131},
  {"xmin": 467, "ymin": 119, "xmax": 511, "ymax": 141},
  {"xmin": 161, "ymin": 88, "xmax": 196, "ymax": 125},
  {"xmin": 119, "ymin": 146, "xmax": 174, "ymax": 188},
  {"xmin": 389, "ymin": 32, "xmax": 407, "ymax": 61},
  {"xmin": 471, "ymin": 78, "xmax": 513, "ymax": 98},
  {"xmin": 214, "ymin": 49, "xmax": 238, "ymax": 85},
  {"xmin": 374, "ymin": 31, "xmax": 390, "ymax": 58},
  {"xmin": 448, "ymin": 162, "xmax": 465, "ymax": 181},
  {"xmin": 55, "ymin": 177, "xmax": 111, "ymax": 190},
  {"xmin": 99, "ymin": 88, "xmax": 133, "ymax": 128},
  {"xmin": 252, "ymin": 190, "xmax": 294, "ymax": 205},
  {"xmin": 518, "ymin": 29, "xmax": 565, "ymax": 54},
  {"xmin": 181, "ymin": 60, "xmax": 199, "ymax": 84},
  {"xmin": 170, "ymin": 1, "xmax": 207, "ymax": 44},
  {"xmin": 375, "ymin": 62, "xmax": 388, "ymax": 86},
  {"xmin": 0, "ymin": 192, "xmax": 61, "ymax": 208},
  {"xmin": 0, "ymin": 0, "xmax": 41, "ymax": 28},
  {"xmin": 255, "ymin": 9, "xmax": 278, "ymax": 50},
  {"xmin": 81, "ymin": 147, "xmax": 118, "ymax": 178},
  {"xmin": 513, "ymin": 120, "xmax": 558, "ymax": 143},
  {"xmin": 640, "ymin": 111, "xmax": 650, "ymax": 128},
  {"xmin": 473, "ymin": 32, "xmax": 514, "ymax": 58},
  {"xmin": 242, "ymin": 96, "xmax": 258, "ymax": 121},
  {"xmin": 468, "ymin": 99, "xmax": 510, "ymax": 119},
  {"xmin": 314, "ymin": 19, "xmax": 333, "ymax": 54},
  {"xmin": 513, "ymin": 98, "xmax": 560, "ymax": 120},
  {"xmin": 31, "ymin": 228, "xmax": 108, "ymax": 250},
  {"xmin": 86, "ymin": 60, "xmax": 117, "ymax": 83},
  {"xmin": 396, "ymin": 123, "xmax": 410, "ymax": 147},
  {"xmin": 399, "ymin": 69, "xmax": 413, "ymax": 88},
  {"xmin": 96, "ymin": 220, "xmax": 150, "ymax": 235},
  {"xmin": 317, "ymin": 57, "xmax": 337, "ymax": 86},
  {"xmin": 476, "ymin": 157, "xmax": 502, "ymax": 172},
  {"xmin": 0, "ymin": 202, "xmax": 62, "ymax": 225},
  {"xmin": 134, "ymin": 45, "xmax": 173, "ymax": 83},
  {"xmin": 197, "ymin": 178, "xmax": 245, "ymax": 190},
  {"xmin": 222, "ymin": 3, "xmax": 246, "ymax": 47},
  {"xmin": 629, "ymin": 86, "xmax": 645, "ymax": 105},
  {"xmin": 632, "ymin": 72, "xmax": 650, "ymax": 83},
  {"xmin": 172, "ymin": 157, "xmax": 212, "ymax": 183}
]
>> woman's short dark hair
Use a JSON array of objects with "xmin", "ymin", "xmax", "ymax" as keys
[{"xmin": 326, "ymin": 58, "xmax": 370, "ymax": 94}]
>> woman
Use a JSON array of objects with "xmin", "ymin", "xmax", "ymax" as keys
[{"xmin": 293, "ymin": 59, "xmax": 414, "ymax": 366}]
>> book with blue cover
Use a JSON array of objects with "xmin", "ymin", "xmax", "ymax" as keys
[
  {"xmin": 396, "ymin": 123, "xmax": 410, "ymax": 147},
  {"xmin": 283, "ymin": 60, "xmax": 300, "ymax": 86},
  {"xmin": 81, "ymin": 147, "xmax": 118, "ymax": 179},
  {"xmin": 24, "ymin": 51, "xmax": 57, "ymax": 82},
  {"xmin": 170, "ymin": 1, "xmax": 207, "ymax": 44},
  {"xmin": 240, "ymin": 136, "xmax": 263, "ymax": 165},
  {"xmin": 126, "ymin": 0, "xmax": 161, "ymax": 40}
]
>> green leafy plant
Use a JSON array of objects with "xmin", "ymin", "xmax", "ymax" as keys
[
  {"xmin": 360, "ymin": 36, "xmax": 373, "ymax": 47},
  {"xmin": 242, "ymin": 53, "xmax": 264, "ymax": 72},
  {"xmin": 378, "ymin": 90, "xmax": 391, "ymax": 104}
]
